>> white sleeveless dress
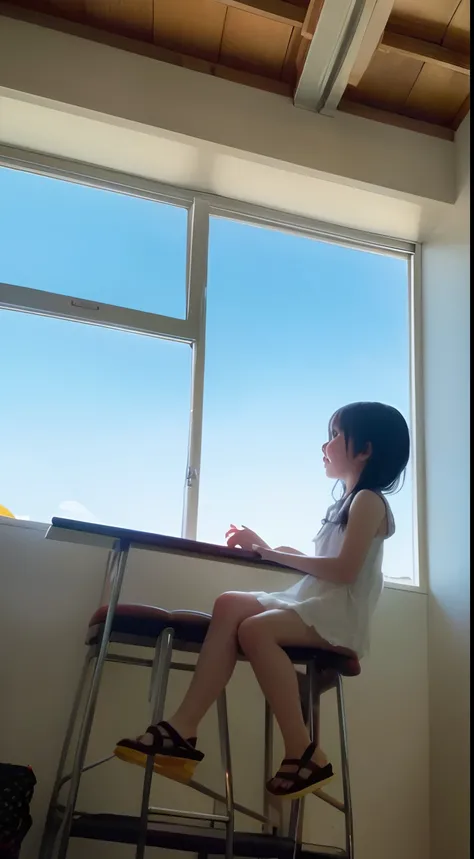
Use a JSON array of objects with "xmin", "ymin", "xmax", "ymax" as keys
[{"xmin": 249, "ymin": 493, "xmax": 395, "ymax": 657}]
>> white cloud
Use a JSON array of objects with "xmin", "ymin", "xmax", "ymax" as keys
[{"xmin": 58, "ymin": 500, "xmax": 99, "ymax": 522}]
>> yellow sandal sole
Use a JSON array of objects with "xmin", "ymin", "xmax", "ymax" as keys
[
  {"xmin": 267, "ymin": 774, "xmax": 335, "ymax": 801},
  {"xmin": 113, "ymin": 746, "xmax": 198, "ymax": 782}
]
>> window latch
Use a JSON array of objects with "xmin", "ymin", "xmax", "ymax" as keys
[
  {"xmin": 186, "ymin": 467, "xmax": 198, "ymax": 487},
  {"xmin": 70, "ymin": 299, "xmax": 100, "ymax": 310}
]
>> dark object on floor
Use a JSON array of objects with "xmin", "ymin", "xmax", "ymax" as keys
[{"xmin": 0, "ymin": 764, "xmax": 36, "ymax": 858}]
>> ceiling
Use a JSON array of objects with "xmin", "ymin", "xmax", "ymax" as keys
[{"xmin": 3, "ymin": 0, "xmax": 470, "ymax": 138}]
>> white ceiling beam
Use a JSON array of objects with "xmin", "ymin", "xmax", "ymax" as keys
[
  {"xmin": 294, "ymin": 0, "xmax": 367, "ymax": 112},
  {"xmin": 348, "ymin": 0, "xmax": 394, "ymax": 86},
  {"xmin": 320, "ymin": 0, "xmax": 398, "ymax": 115}
]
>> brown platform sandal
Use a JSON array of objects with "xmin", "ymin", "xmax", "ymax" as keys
[
  {"xmin": 114, "ymin": 721, "xmax": 204, "ymax": 782},
  {"xmin": 266, "ymin": 742, "xmax": 334, "ymax": 800}
]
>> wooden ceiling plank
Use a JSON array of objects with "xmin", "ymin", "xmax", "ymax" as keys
[
  {"xmin": 380, "ymin": 30, "xmax": 470, "ymax": 74},
  {"xmin": 339, "ymin": 96, "xmax": 455, "ymax": 139},
  {"xmin": 215, "ymin": 0, "xmax": 305, "ymax": 28},
  {"xmin": 84, "ymin": 0, "xmax": 153, "ymax": 41},
  {"xmin": 348, "ymin": 0, "xmax": 395, "ymax": 86},
  {"xmin": 442, "ymin": 0, "xmax": 470, "ymax": 54},
  {"xmin": 153, "ymin": 0, "xmax": 227, "ymax": 64},
  {"xmin": 220, "ymin": 6, "xmax": 292, "ymax": 78},
  {"xmin": 348, "ymin": 50, "xmax": 423, "ymax": 111},
  {"xmin": 301, "ymin": 0, "xmax": 324, "ymax": 40},
  {"xmin": 404, "ymin": 62, "xmax": 470, "ymax": 125},
  {"xmin": 281, "ymin": 26, "xmax": 302, "ymax": 84},
  {"xmin": 388, "ymin": 0, "xmax": 461, "ymax": 44},
  {"xmin": 295, "ymin": 32, "xmax": 310, "ymax": 80}
]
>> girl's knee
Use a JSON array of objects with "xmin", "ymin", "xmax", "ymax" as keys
[
  {"xmin": 213, "ymin": 591, "xmax": 250, "ymax": 620},
  {"xmin": 237, "ymin": 615, "xmax": 266, "ymax": 653}
]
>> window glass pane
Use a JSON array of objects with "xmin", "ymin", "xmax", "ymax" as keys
[
  {"xmin": 0, "ymin": 311, "xmax": 190, "ymax": 534},
  {"xmin": 199, "ymin": 217, "xmax": 414, "ymax": 584},
  {"xmin": 0, "ymin": 167, "xmax": 187, "ymax": 318}
]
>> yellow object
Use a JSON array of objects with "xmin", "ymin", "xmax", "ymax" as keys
[{"xmin": 0, "ymin": 504, "xmax": 14, "ymax": 518}]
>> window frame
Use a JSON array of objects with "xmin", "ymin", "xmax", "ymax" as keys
[{"xmin": 0, "ymin": 144, "xmax": 425, "ymax": 592}]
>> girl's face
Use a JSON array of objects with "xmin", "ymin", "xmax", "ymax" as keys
[{"xmin": 322, "ymin": 421, "xmax": 370, "ymax": 486}]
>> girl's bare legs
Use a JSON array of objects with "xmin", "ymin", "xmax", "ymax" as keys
[
  {"xmin": 139, "ymin": 596, "xmax": 341, "ymax": 788},
  {"xmin": 238, "ymin": 609, "xmax": 338, "ymax": 786},
  {"xmin": 156, "ymin": 593, "xmax": 264, "ymax": 740}
]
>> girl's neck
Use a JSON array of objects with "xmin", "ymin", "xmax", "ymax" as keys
[{"xmin": 342, "ymin": 478, "xmax": 358, "ymax": 496}]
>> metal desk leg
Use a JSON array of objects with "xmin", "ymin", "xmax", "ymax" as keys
[
  {"xmin": 38, "ymin": 656, "xmax": 92, "ymax": 859},
  {"xmin": 56, "ymin": 543, "xmax": 130, "ymax": 859}
]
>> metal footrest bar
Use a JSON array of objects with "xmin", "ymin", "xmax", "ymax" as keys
[
  {"xmin": 62, "ymin": 808, "xmax": 348, "ymax": 857},
  {"xmin": 186, "ymin": 778, "xmax": 269, "ymax": 825},
  {"xmin": 148, "ymin": 807, "xmax": 229, "ymax": 823},
  {"xmin": 106, "ymin": 652, "xmax": 196, "ymax": 673},
  {"xmin": 56, "ymin": 752, "xmax": 269, "ymax": 828},
  {"xmin": 315, "ymin": 791, "xmax": 345, "ymax": 813},
  {"xmin": 57, "ymin": 754, "xmax": 115, "ymax": 791}
]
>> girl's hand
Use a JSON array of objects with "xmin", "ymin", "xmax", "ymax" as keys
[{"xmin": 225, "ymin": 524, "xmax": 269, "ymax": 551}]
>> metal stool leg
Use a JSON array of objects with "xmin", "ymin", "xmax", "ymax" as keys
[
  {"xmin": 217, "ymin": 690, "xmax": 235, "ymax": 859},
  {"xmin": 136, "ymin": 627, "xmax": 174, "ymax": 859},
  {"xmin": 336, "ymin": 674, "xmax": 354, "ymax": 859},
  {"xmin": 288, "ymin": 662, "xmax": 319, "ymax": 853},
  {"xmin": 263, "ymin": 700, "xmax": 275, "ymax": 833},
  {"xmin": 55, "ymin": 544, "xmax": 130, "ymax": 859},
  {"xmin": 38, "ymin": 655, "xmax": 93, "ymax": 859}
]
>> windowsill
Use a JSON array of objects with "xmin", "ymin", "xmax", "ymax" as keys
[
  {"xmin": 0, "ymin": 516, "xmax": 427, "ymax": 594},
  {"xmin": 382, "ymin": 579, "xmax": 426, "ymax": 595},
  {"xmin": 0, "ymin": 516, "xmax": 48, "ymax": 532}
]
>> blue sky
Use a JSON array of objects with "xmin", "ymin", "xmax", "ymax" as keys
[{"xmin": 0, "ymin": 166, "xmax": 414, "ymax": 581}]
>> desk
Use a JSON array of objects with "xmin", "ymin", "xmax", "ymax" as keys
[
  {"xmin": 45, "ymin": 517, "xmax": 290, "ymax": 626},
  {"xmin": 46, "ymin": 517, "xmax": 287, "ymax": 569}
]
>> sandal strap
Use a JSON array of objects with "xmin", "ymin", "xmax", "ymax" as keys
[
  {"xmin": 273, "ymin": 742, "xmax": 320, "ymax": 784},
  {"xmin": 279, "ymin": 743, "xmax": 317, "ymax": 771},
  {"xmin": 267, "ymin": 761, "xmax": 333, "ymax": 797},
  {"xmin": 144, "ymin": 722, "xmax": 194, "ymax": 752},
  {"xmin": 275, "ymin": 760, "xmax": 321, "ymax": 781},
  {"xmin": 274, "ymin": 770, "xmax": 299, "ymax": 783},
  {"xmin": 299, "ymin": 742, "xmax": 317, "ymax": 768}
]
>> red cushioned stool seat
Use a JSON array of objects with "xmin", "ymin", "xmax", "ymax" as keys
[
  {"xmin": 87, "ymin": 605, "xmax": 211, "ymax": 651},
  {"xmin": 87, "ymin": 604, "xmax": 361, "ymax": 675}
]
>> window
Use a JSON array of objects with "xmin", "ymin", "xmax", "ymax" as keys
[
  {"xmin": 0, "ymin": 167, "xmax": 188, "ymax": 318},
  {"xmin": 0, "ymin": 311, "xmax": 191, "ymax": 535},
  {"xmin": 0, "ymin": 158, "xmax": 420, "ymax": 586},
  {"xmin": 199, "ymin": 217, "xmax": 414, "ymax": 584}
]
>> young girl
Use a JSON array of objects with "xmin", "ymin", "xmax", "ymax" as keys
[{"xmin": 115, "ymin": 401, "xmax": 410, "ymax": 800}]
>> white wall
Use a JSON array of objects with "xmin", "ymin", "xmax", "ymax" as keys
[
  {"xmin": 422, "ymin": 116, "xmax": 470, "ymax": 859},
  {"xmin": 0, "ymin": 518, "xmax": 429, "ymax": 859}
]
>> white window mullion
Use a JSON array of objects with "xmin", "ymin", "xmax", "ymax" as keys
[
  {"xmin": 409, "ymin": 245, "xmax": 427, "ymax": 591},
  {"xmin": 181, "ymin": 199, "xmax": 210, "ymax": 539}
]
